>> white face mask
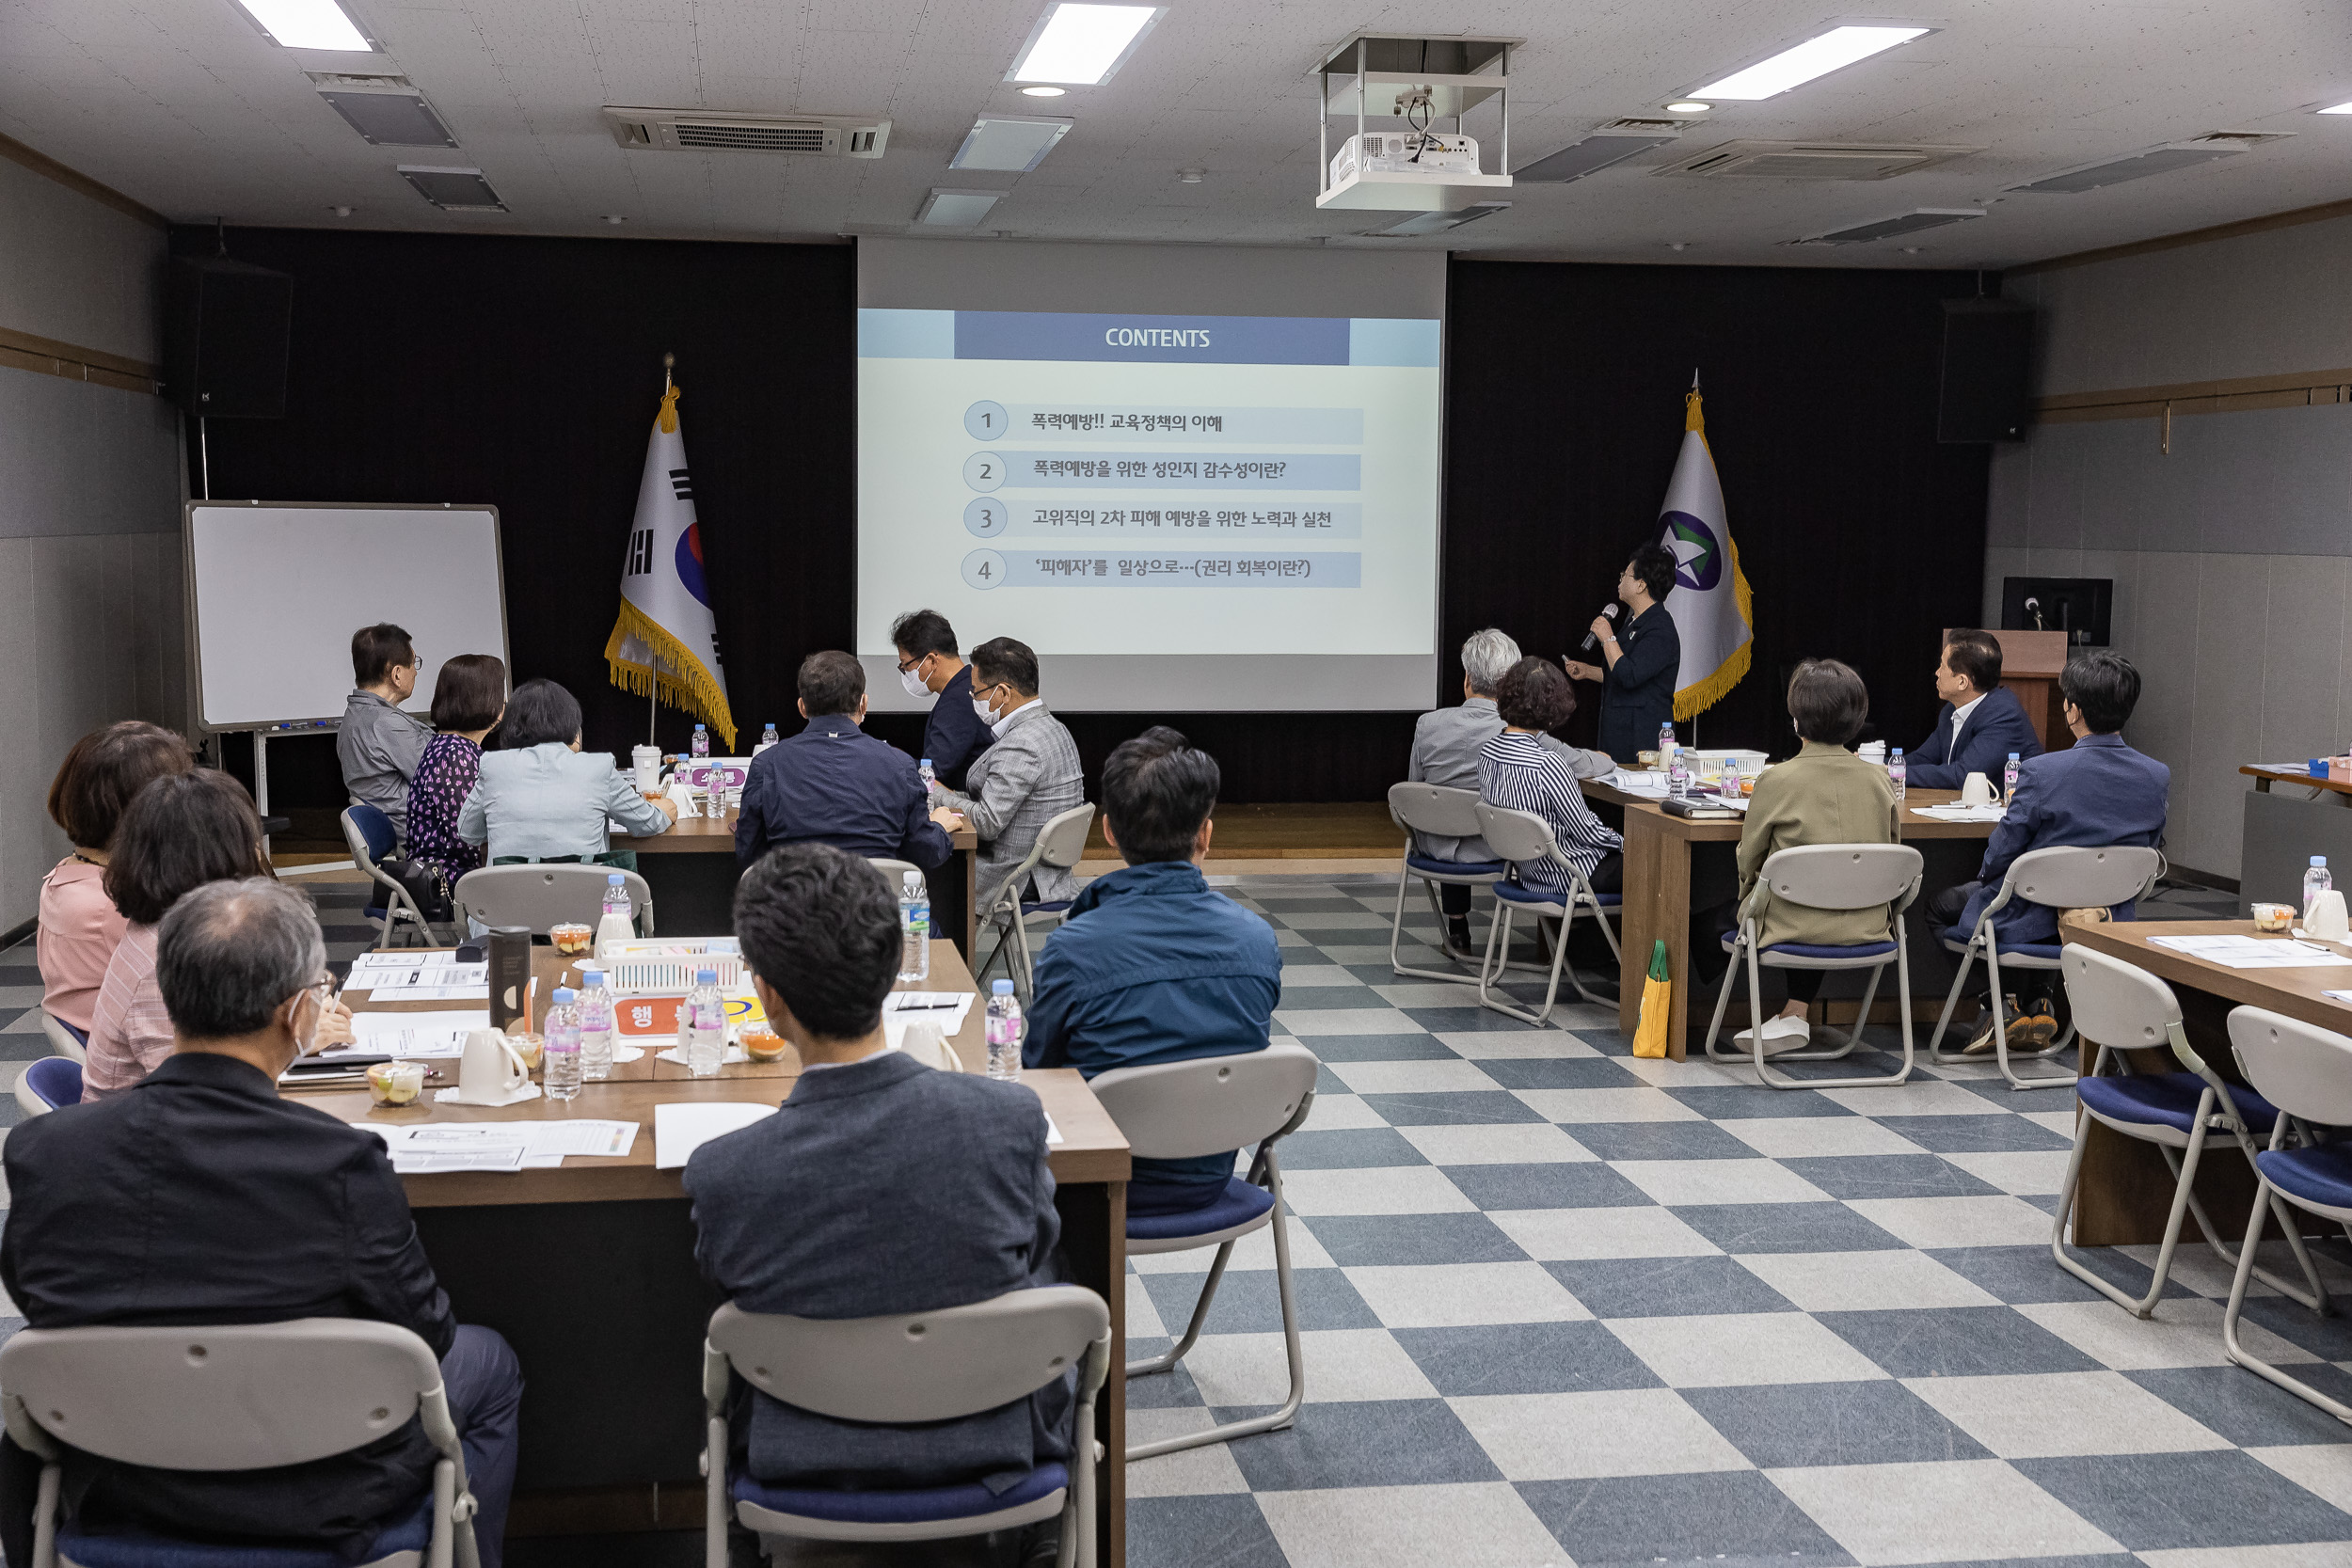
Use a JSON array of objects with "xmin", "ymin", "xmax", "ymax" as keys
[
  {"xmin": 898, "ymin": 664, "xmax": 930, "ymax": 699},
  {"xmin": 973, "ymin": 697, "xmax": 997, "ymax": 724}
]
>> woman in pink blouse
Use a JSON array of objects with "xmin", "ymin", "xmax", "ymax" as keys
[
  {"xmin": 84, "ymin": 770, "xmax": 353, "ymax": 1100},
  {"xmin": 39, "ymin": 721, "xmax": 194, "ymax": 1035}
]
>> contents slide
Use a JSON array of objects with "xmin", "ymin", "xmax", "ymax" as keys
[{"xmin": 857, "ymin": 306, "xmax": 1441, "ymax": 711}]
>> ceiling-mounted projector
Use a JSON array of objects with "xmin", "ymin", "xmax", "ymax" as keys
[{"xmin": 1315, "ymin": 32, "xmax": 1518, "ymax": 214}]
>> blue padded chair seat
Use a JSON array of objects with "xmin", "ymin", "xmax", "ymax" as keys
[
  {"xmin": 1019, "ymin": 900, "xmax": 1074, "ymax": 916},
  {"xmin": 24, "ymin": 1057, "xmax": 81, "ymax": 1108},
  {"xmin": 58, "ymin": 1490, "xmax": 433, "ymax": 1568},
  {"xmin": 1761, "ymin": 940, "xmax": 1898, "ymax": 960},
  {"xmin": 1406, "ymin": 853, "xmax": 1506, "ymax": 878},
  {"xmin": 1127, "ymin": 1177, "xmax": 1274, "ymax": 1243},
  {"xmin": 2256, "ymin": 1144, "xmax": 2352, "ymax": 1214},
  {"xmin": 54, "ymin": 1017, "xmax": 88, "ymax": 1048},
  {"xmin": 1494, "ymin": 879, "xmax": 1621, "ymax": 909},
  {"xmin": 346, "ymin": 803, "xmax": 399, "ymax": 865},
  {"xmin": 1942, "ymin": 926, "xmax": 2064, "ymax": 960},
  {"xmin": 2077, "ymin": 1072, "xmax": 2280, "ymax": 1137},
  {"xmin": 733, "ymin": 1461, "xmax": 1067, "ymax": 1526},
  {"xmin": 364, "ymin": 905, "xmax": 391, "ymax": 925}
]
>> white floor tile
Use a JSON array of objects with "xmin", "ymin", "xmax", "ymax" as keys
[
  {"xmin": 1770, "ymin": 1457, "xmax": 2121, "ymax": 1565},
  {"xmin": 1312, "ymin": 944, "xmax": 1407, "ymax": 966},
  {"xmin": 1257, "ymin": 1481, "xmax": 1567, "ymax": 1568},
  {"xmin": 1612, "ymin": 1158, "xmax": 1832, "ymax": 1208},
  {"xmin": 1903, "ymin": 1370, "xmax": 2232, "ymax": 1458},
  {"xmin": 1396, "ymin": 1122, "xmax": 1596, "ymax": 1165},
  {"xmin": 1126, "ymin": 1282, "xmax": 1168, "ymax": 1339},
  {"xmin": 1438, "ymin": 1029, "xmax": 1601, "ymax": 1059},
  {"xmin": 1845, "ymin": 1195, "xmax": 2056, "ymax": 1248},
  {"xmin": 1373, "ymin": 982, "xmax": 1501, "ymax": 1009},
  {"xmin": 1282, "ymin": 963, "xmax": 1375, "ymax": 988},
  {"xmin": 2016, "ymin": 1296, "xmax": 2322, "ymax": 1370},
  {"xmin": 1275, "ymin": 1007, "xmax": 1426, "ymax": 1037},
  {"xmin": 2249, "ymin": 1444, "xmax": 2352, "ymax": 1514},
  {"xmin": 1736, "ymin": 1249, "xmax": 2001, "ymax": 1312},
  {"xmin": 2020, "ymin": 1108, "xmax": 2083, "ymax": 1138},
  {"xmin": 1722, "ymin": 1117, "xmax": 1928, "ymax": 1159},
  {"xmin": 1184, "ymin": 1327, "xmax": 1434, "ymax": 1406},
  {"xmin": 1450, "ymin": 1388, "xmax": 1752, "ymax": 1480},
  {"xmin": 1617, "ymin": 1056, "xmax": 1754, "ymax": 1088},
  {"xmin": 1941, "ymin": 1149, "xmax": 2073, "ymax": 1196},
  {"xmin": 1821, "ymin": 1080, "xmax": 2026, "ymax": 1117},
  {"xmin": 1122, "ymin": 1409, "xmax": 1252, "ymax": 1497},
  {"xmin": 1128, "ymin": 1216, "xmax": 1336, "ymax": 1274},
  {"xmin": 1301, "ymin": 1093, "xmax": 1388, "ymax": 1132},
  {"xmin": 1279, "ymin": 1165, "xmax": 1475, "ymax": 1217},
  {"xmin": 1323, "ymin": 1059, "xmax": 1502, "ymax": 1095},
  {"xmin": 1606, "ymin": 1312, "xmax": 1887, "ymax": 1387},
  {"xmin": 1514, "ymin": 1087, "xmax": 1700, "ymax": 1123},
  {"xmin": 2140, "ymin": 1548, "xmax": 2352, "ymax": 1568},
  {"xmin": 1489, "ymin": 1205, "xmax": 1723, "ymax": 1261},
  {"xmin": 1345, "ymin": 1261, "xmax": 1591, "ymax": 1327}
]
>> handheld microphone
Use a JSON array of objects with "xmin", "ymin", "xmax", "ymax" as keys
[
  {"xmin": 1580, "ymin": 603, "xmax": 1620, "ymax": 653},
  {"xmin": 2024, "ymin": 595, "xmax": 2044, "ymax": 631}
]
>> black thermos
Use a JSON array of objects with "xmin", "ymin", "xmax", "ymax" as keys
[{"xmin": 486, "ymin": 926, "xmax": 532, "ymax": 1032}]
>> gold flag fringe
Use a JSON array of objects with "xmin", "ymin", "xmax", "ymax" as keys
[
  {"xmin": 604, "ymin": 599, "xmax": 737, "ymax": 751},
  {"xmin": 1673, "ymin": 533, "xmax": 1753, "ymax": 721}
]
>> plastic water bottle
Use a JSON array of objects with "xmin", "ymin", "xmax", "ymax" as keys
[
  {"xmin": 691, "ymin": 723, "xmax": 710, "ymax": 760},
  {"xmin": 576, "ymin": 968, "xmax": 615, "ymax": 1080},
  {"xmin": 2305, "ymin": 856, "xmax": 2333, "ymax": 925},
  {"xmin": 544, "ymin": 988, "xmax": 582, "ymax": 1101},
  {"xmin": 2003, "ymin": 752, "xmax": 2021, "ymax": 807},
  {"xmin": 918, "ymin": 758, "xmax": 937, "ymax": 797},
  {"xmin": 1658, "ymin": 721, "xmax": 1676, "ymax": 772},
  {"xmin": 984, "ymin": 980, "xmax": 1023, "ymax": 1081},
  {"xmin": 899, "ymin": 872, "xmax": 931, "ymax": 982},
  {"xmin": 596, "ymin": 872, "xmax": 633, "ymax": 950},
  {"xmin": 1888, "ymin": 748, "xmax": 1907, "ymax": 808},
  {"xmin": 683, "ymin": 969, "xmax": 724, "ymax": 1077},
  {"xmin": 1719, "ymin": 755, "xmax": 1741, "ymax": 800},
  {"xmin": 755, "ymin": 721, "xmax": 779, "ymax": 756},
  {"xmin": 1667, "ymin": 747, "xmax": 1690, "ymax": 800}
]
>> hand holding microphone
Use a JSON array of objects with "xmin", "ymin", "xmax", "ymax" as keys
[{"xmin": 1580, "ymin": 602, "xmax": 1620, "ymax": 652}]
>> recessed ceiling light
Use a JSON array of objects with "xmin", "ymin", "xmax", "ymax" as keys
[
  {"xmin": 1020, "ymin": 85, "xmax": 1067, "ymax": 98},
  {"xmin": 2320, "ymin": 101, "xmax": 2352, "ymax": 115},
  {"xmin": 233, "ymin": 0, "xmax": 370, "ymax": 51},
  {"xmin": 1008, "ymin": 4, "xmax": 1164, "ymax": 87},
  {"xmin": 1664, "ymin": 102, "xmax": 1711, "ymax": 115},
  {"xmin": 914, "ymin": 189, "xmax": 1006, "ymax": 228},
  {"xmin": 601, "ymin": 214, "xmax": 626, "ymax": 225},
  {"xmin": 1692, "ymin": 25, "xmax": 1930, "ymax": 101},
  {"xmin": 1176, "ymin": 166, "xmax": 1204, "ymax": 183}
]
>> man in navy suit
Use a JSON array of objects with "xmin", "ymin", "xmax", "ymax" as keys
[
  {"xmin": 1905, "ymin": 628, "xmax": 2042, "ymax": 791},
  {"xmin": 734, "ymin": 652, "xmax": 951, "ymax": 875},
  {"xmin": 1926, "ymin": 650, "xmax": 2168, "ymax": 1053}
]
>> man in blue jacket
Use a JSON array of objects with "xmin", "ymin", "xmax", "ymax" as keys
[
  {"xmin": 1905, "ymin": 628, "xmax": 2042, "ymax": 791},
  {"xmin": 1926, "ymin": 650, "xmax": 2167, "ymax": 1053},
  {"xmin": 734, "ymin": 652, "xmax": 950, "ymax": 874},
  {"xmin": 1025, "ymin": 727, "xmax": 1284, "ymax": 1216}
]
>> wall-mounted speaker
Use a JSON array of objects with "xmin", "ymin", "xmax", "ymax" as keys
[
  {"xmin": 1936, "ymin": 296, "xmax": 2034, "ymax": 443},
  {"xmin": 165, "ymin": 257, "xmax": 292, "ymax": 420}
]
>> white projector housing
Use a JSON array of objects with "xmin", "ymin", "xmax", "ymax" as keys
[{"xmin": 1328, "ymin": 132, "xmax": 1482, "ymax": 187}]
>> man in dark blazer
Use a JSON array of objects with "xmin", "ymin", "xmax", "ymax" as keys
[
  {"xmin": 735, "ymin": 651, "xmax": 951, "ymax": 874},
  {"xmin": 891, "ymin": 608, "xmax": 993, "ymax": 794},
  {"xmin": 1905, "ymin": 627, "xmax": 2042, "ymax": 790},
  {"xmin": 1564, "ymin": 545, "xmax": 1682, "ymax": 763},
  {"xmin": 686, "ymin": 843, "xmax": 1069, "ymax": 1560},
  {"xmin": 1926, "ymin": 651, "xmax": 2168, "ymax": 1052}
]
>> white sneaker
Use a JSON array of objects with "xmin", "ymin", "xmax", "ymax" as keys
[{"xmin": 1734, "ymin": 1016, "xmax": 1812, "ymax": 1056}]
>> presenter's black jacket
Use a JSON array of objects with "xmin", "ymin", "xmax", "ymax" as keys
[
  {"xmin": 1596, "ymin": 602, "xmax": 1682, "ymax": 763},
  {"xmin": 922, "ymin": 664, "xmax": 993, "ymax": 795},
  {"xmin": 736, "ymin": 716, "xmax": 952, "ymax": 874},
  {"xmin": 0, "ymin": 1052, "xmax": 455, "ymax": 1561}
]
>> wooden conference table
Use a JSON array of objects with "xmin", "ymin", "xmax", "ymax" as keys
[
  {"xmin": 311, "ymin": 941, "xmax": 1131, "ymax": 1564},
  {"xmin": 1578, "ymin": 780, "xmax": 2001, "ymax": 1058}
]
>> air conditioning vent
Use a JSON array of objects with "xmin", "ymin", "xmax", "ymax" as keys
[
  {"xmin": 1517, "ymin": 129, "xmax": 1680, "ymax": 183},
  {"xmin": 602, "ymin": 107, "xmax": 889, "ymax": 158},
  {"xmin": 1657, "ymin": 140, "xmax": 1979, "ymax": 181},
  {"xmin": 1797, "ymin": 208, "xmax": 1984, "ymax": 245},
  {"xmin": 396, "ymin": 166, "xmax": 506, "ymax": 213},
  {"xmin": 2006, "ymin": 137, "xmax": 2258, "ymax": 195},
  {"xmin": 1603, "ymin": 118, "xmax": 1688, "ymax": 132}
]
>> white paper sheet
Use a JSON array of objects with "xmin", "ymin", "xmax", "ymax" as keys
[
  {"xmin": 1044, "ymin": 1112, "xmax": 1063, "ymax": 1148},
  {"xmin": 364, "ymin": 1119, "xmax": 639, "ymax": 1172},
  {"xmin": 1911, "ymin": 804, "xmax": 2009, "ymax": 821},
  {"xmin": 656, "ymin": 1044, "xmax": 749, "ymax": 1067},
  {"xmin": 339, "ymin": 1010, "xmax": 490, "ymax": 1059},
  {"xmin": 2149, "ymin": 935, "xmax": 2352, "ymax": 970},
  {"xmin": 344, "ymin": 959, "xmax": 488, "ymax": 1001},
  {"xmin": 654, "ymin": 1102, "xmax": 778, "ymax": 1168}
]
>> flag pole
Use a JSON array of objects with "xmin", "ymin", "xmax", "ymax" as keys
[{"xmin": 649, "ymin": 352, "xmax": 675, "ymax": 752}]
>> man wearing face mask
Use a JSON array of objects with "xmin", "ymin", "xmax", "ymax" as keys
[
  {"xmin": 930, "ymin": 638, "xmax": 1086, "ymax": 931},
  {"xmin": 734, "ymin": 650, "xmax": 952, "ymax": 874},
  {"xmin": 889, "ymin": 609, "xmax": 992, "ymax": 795},
  {"xmin": 0, "ymin": 878, "xmax": 524, "ymax": 1567}
]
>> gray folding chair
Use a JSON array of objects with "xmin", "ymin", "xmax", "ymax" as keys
[
  {"xmin": 2222, "ymin": 1006, "xmax": 2352, "ymax": 1419},
  {"xmin": 1091, "ymin": 1040, "xmax": 1319, "ymax": 1460},
  {"xmin": 702, "ymin": 1286, "xmax": 1111, "ymax": 1568},
  {"xmin": 975, "ymin": 802, "xmax": 1097, "ymax": 1000},
  {"xmin": 1929, "ymin": 845, "xmax": 2163, "ymax": 1091},
  {"xmin": 2049, "ymin": 947, "xmax": 2326, "ymax": 1319},
  {"xmin": 342, "ymin": 804, "xmax": 440, "ymax": 950},
  {"xmin": 1386, "ymin": 783, "xmax": 1509, "ymax": 982},
  {"xmin": 0, "ymin": 1318, "xmax": 480, "ymax": 1568},
  {"xmin": 40, "ymin": 1013, "xmax": 87, "ymax": 1064},
  {"xmin": 453, "ymin": 864, "xmax": 654, "ymax": 937},
  {"xmin": 1470, "ymin": 802, "xmax": 1622, "ymax": 1026},
  {"xmin": 1701, "ymin": 843, "xmax": 1923, "ymax": 1089}
]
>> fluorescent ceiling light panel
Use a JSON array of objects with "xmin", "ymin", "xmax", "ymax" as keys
[
  {"xmin": 2320, "ymin": 101, "xmax": 2352, "ymax": 114},
  {"xmin": 234, "ymin": 0, "xmax": 370, "ymax": 50},
  {"xmin": 951, "ymin": 117, "xmax": 1073, "ymax": 172},
  {"xmin": 915, "ymin": 188, "xmax": 1005, "ymax": 227},
  {"xmin": 1009, "ymin": 4, "xmax": 1164, "ymax": 86},
  {"xmin": 1693, "ymin": 25, "xmax": 1929, "ymax": 100}
]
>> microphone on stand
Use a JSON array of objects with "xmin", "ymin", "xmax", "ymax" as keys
[{"xmin": 1580, "ymin": 602, "xmax": 1621, "ymax": 653}]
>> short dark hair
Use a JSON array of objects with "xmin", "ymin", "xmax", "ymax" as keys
[
  {"xmin": 351, "ymin": 623, "xmax": 416, "ymax": 688},
  {"xmin": 158, "ymin": 879, "xmax": 324, "ymax": 1042},
  {"xmin": 1101, "ymin": 726, "xmax": 1217, "ymax": 864},
  {"xmin": 798, "ymin": 651, "xmax": 866, "ymax": 717},
  {"xmin": 1629, "ymin": 545, "xmax": 1677, "ymax": 604},
  {"xmin": 430, "ymin": 653, "xmax": 507, "ymax": 732},
  {"xmin": 890, "ymin": 609, "xmax": 959, "ymax": 662},
  {"xmin": 498, "ymin": 678, "xmax": 582, "ymax": 749},
  {"xmin": 1494, "ymin": 657, "xmax": 1577, "ymax": 731},
  {"xmin": 104, "ymin": 770, "xmax": 269, "ymax": 927},
  {"xmin": 2061, "ymin": 650, "xmax": 2140, "ymax": 734},
  {"xmin": 733, "ymin": 844, "xmax": 901, "ymax": 1040},
  {"xmin": 969, "ymin": 636, "xmax": 1040, "ymax": 698},
  {"xmin": 46, "ymin": 721, "xmax": 196, "ymax": 850},
  {"xmin": 1788, "ymin": 658, "xmax": 1870, "ymax": 745},
  {"xmin": 1941, "ymin": 628, "xmax": 2003, "ymax": 695}
]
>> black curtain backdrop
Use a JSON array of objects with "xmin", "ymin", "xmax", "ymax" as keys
[{"xmin": 178, "ymin": 229, "xmax": 1987, "ymax": 807}]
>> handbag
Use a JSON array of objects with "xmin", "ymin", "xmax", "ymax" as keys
[{"xmin": 1631, "ymin": 939, "xmax": 1672, "ymax": 1059}]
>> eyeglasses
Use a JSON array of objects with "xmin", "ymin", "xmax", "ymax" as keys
[{"xmin": 896, "ymin": 653, "xmax": 930, "ymax": 673}]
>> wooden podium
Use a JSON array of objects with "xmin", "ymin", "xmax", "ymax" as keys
[{"xmin": 1986, "ymin": 628, "xmax": 2071, "ymax": 753}]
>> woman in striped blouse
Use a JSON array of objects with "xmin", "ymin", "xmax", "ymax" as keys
[{"xmin": 1477, "ymin": 657, "xmax": 1625, "ymax": 896}]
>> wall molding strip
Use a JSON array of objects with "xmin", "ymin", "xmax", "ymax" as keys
[
  {"xmin": 0, "ymin": 131, "xmax": 167, "ymax": 230},
  {"xmin": 2009, "ymin": 196, "xmax": 2352, "ymax": 278},
  {"xmin": 0, "ymin": 325, "xmax": 162, "ymax": 395},
  {"xmin": 2035, "ymin": 366, "xmax": 2352, "ymax": 425}
]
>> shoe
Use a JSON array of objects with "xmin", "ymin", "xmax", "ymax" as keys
[
  {"xmin": 1735, "ymin": 1015, "xmax": 1811, "ymax": 1055},
  {"xmin": 1444, "ymin": 917, "xmax": 1476, "ymax": 956},
  {"xmin": 1963, "ymin": 995, "xmax": 2046, "ymax": 1055},
  {"xmin": 2019, "ymin": 997, "xmax": 2059, "ymax": 1050}
]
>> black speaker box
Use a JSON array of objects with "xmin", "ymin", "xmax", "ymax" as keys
[
  {"xmin": 1936, "ymin": 297, "xmax": 2034, "ymax": 443},
  {"xmin": 165, "ymin": 257, "xmax": 292, "ymax": 419}
]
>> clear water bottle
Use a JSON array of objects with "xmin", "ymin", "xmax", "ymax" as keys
[
  {"xmin": 596, "ymin": 872, "xmax": 633, "ymax": 950},
  {"xmin": 918, "ymin": 758, "xmax": 937, "ymax": 797},
  {"xmin": 544, "ymin": 988, "xmax": 582, "ymax": 1101},
  {"xmin": 2003, "ymin": 752, "xmax": 2021, "ymax": 807},
  {"xmin": 683, "ymin": 968, "xmax": 724, "ymax": 1077},
  {"xmin": 984, "ymin": 979, "xmax": 1023, "ymax": 1081},
  {"xmin": 1658, "ymin": 721, "xmax": 1676, "ymax": 772},
  {"xmin": 576, "ymin": 968, "xmax": 615, "ymax": 1080},
  {"xmin": 1667, "ymin": 747, "xmax": 1690, "ymax": 800},
  {"xmin": 2306, "ymin": 856, "xmax": 2333, "ymax": 925},
  {"xmin": 691, "ymin": 723, "xmax": 710, "ymax": 760},
  {"xmin": 755, "ymin": 721, "xmax": 779, "ymax": 755},
  {"xmin": 1888, "ymin": 747, "xmax": 1907, "ymax": 808},
  {"xmin": 898, "ymin": 872, "xmax": 931, "ymax": 983},
  {"xmin": 1719, "ymin": 755, "xmax": 1741, "ymax": 800}
]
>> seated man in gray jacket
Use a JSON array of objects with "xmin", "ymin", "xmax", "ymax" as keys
[
  {"xmin": 1410, "ymin": 627, "xmax": 1613, "ymax": 952},
  {"xmin": 933, "ymin": 636, "xmax": 1086, "ymax": 923},
  {"xmin": 685, "ymin": 843, "xmax": 1070, "ymax": 1563}
]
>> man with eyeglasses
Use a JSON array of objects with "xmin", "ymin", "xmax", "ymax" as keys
[
  {"xmin": 890, "ymin": 608, "xmax": 993, "ymax": 795},
  {"xmin": 0, "ymin": 878, "xmax": 523, "ymax": 1566}
]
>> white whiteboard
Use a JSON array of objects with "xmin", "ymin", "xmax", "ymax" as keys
[{"xmin": 187, "ymin": 503, "xmax": 509, "ymax": 731}]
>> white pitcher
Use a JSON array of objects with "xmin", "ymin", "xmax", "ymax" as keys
[{"xmin": 455, "ymin": 1028, "xmax": 530, "ymax": 1103}]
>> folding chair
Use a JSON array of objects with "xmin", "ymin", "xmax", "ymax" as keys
[
  {"xmin": 342, "ymin": 804, "xmax": 438, "ymax": 951},
  {"xmin": 1929, "ymin": 845, "xmax": 2163, "ymax": 1091},
  {"xmin": 0, "ymin": 1318, "xmax": 481, "ymax": 1568},
  {"xmin": 1700, "ymin": 843, "xmax": 1923, "ymax": 1089},
  {"xmin": 975, "ymin": 802, "xmax": 1097, "ymax": 1000},
  {"xmin": 1386, "ymin": 783, "xmax": 1508, "ymax": 983},
  {"xmin": 704, "ymin": 1286, "xmax": 1111, "ymax": 1568},
  {"xmin": 1469, "ymin": 802, "xmax": 1622, "ymax": 1027},
  {"xmin": 40, "ymin": 1014, "xmax": 87, "ymax": 1064},
  {"xmin": 454, "ymin": 863, "xmax": 654, "ymax": 937},
  {"xmin": 2049, "ymin": 946, "xmax": 2325, "ymax": 1319},
  {"xmin": 13, "ymin": 1057, "xmax": 81, "ymax": 1117},
  {"xmin": 1092, "ymin": 1040, "xmax": 1319, "ymax": 1460},
  {"xmin": 2221, "ymin": 1006, "xmax": 2352, "ymax": 1420}
]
